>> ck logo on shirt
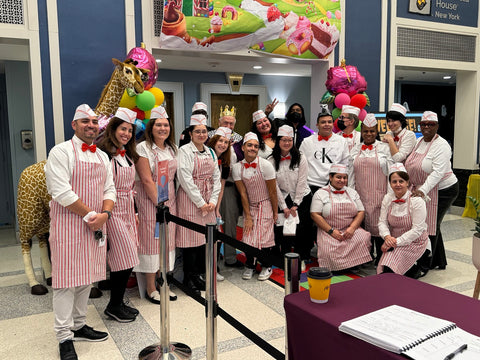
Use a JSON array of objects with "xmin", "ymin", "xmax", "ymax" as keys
[{"xmin": 314, "ymin": 148, "xmax": 333, "ymax": 163}]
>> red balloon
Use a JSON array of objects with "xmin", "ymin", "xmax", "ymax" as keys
[
  {"xmin": 132, "ymin": 107, "xmax": 145, "ymax": 120},
  {"xmin": 350, "ymin": 94, "xmax": 367, "ymax": 109}
]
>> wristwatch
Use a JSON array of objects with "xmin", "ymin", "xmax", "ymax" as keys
[
  {"xmin": 327, "ymin": 227, "xmax": 334, "ymax": 235},
  {"xmin": 102, "ymin": 210, "xmax": 112, "ymax": 220},
  {"xmin": 292, "ymin": 202, "xmax": 299, "ymax": 207}
]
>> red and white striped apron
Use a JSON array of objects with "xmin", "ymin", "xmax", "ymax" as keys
[
  {"xmin": 405, "ymin": 135, "xmax": 447, "ymax": 236},
  {"xmin": 353, "ymin": 146, "xmax": 387, "ymax": 236},
  {"xmin": 106, "ymin": 157, "xmax": 139, "ymax": 271},
  {"xmin": 49, "ymin": 140, "xmax": 107, "ymax": 288},
  {"xmin": 136, "ymin": 147, "xmax": 177, "ymax": 255},
  {"xmin": 377, "ymin": 197, "xmax": 428, "ymax": 274},
  {"xmin": 240, "ymin": 159, "xmax": 275, "ymax": 249},
  {"xmin": 316, "ymin": 188, "xmax": 372, "ymax": 271},
  {"xmin": 176, "ymin": 152, "xmax": 216, "ymax": 248}
]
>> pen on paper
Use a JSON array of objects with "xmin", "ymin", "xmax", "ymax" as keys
[{"xmin": 444, "ymin": 344, "xmax": 468, "ymax": 360}]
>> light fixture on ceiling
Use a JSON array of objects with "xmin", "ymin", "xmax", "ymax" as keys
[
  {"xmin": 443, "ymin": 75, "xmax": 452, "ymax": 80},
  {"xmin": 253, "ymin": 65, "xmax": 262, "ymax": 70}
]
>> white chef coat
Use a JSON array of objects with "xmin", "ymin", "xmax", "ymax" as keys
[{"xmin": 385, "ymin": 128, "xmax": 417, "ymax": 163}]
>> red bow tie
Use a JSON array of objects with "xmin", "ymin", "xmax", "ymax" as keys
[
  {"xmin": 116, "ymin": 149, "xmax": 126, "ymax": 157},
  {"xmin": 218, "ymin": 159, "xmax": 222, "ymax": 166},
  {"xmin": 281, "ymin": 155, "xmax": 291, "ymax": 161},
  {"xmin": 361, "ymin": 144, "xmax": 373, "ymax": 151},
  {"xmin": 342, "ymin": 133, "xmax": 353, "ymax": 138},
  {"xmin": 393, "ymin": 199, "xmax": 405, "ymax": 203},
  {"xmin": 244, "ymin": 162, "xmax": 257, "ymax": 169},
  {"xmin": 318, "ymin": 135, "xmax": 331, "ymax": 141},
  {"xmin": 262, "ymin": 134, "xmax": 272, "ymax": 140},
  {"xmin": 393, "ymin": 136, "xmax": 400, "ymax": 142},
  {"xmin": 81, "ymin": 143, "xmax": 97, "ymax": 153},
  {"xmin": 333, "ymin": 190, "xmax": 345, "ymax": 194}
]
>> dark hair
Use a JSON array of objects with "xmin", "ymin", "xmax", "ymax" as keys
[
  {"xmin": 386, "ymin": 110, "xmax": 407, "ymax": 129},
  {"xmin": 389, "ymin": 171, "xmax": 410, "ymax": 182},
  {"xmin": 207, "ymin": 134, "xmax": 231, "ymax": 167},
  {"xmin": 144, "ymin": 117, "xmax": 177, "ymax": 155},
  {"xmin": 270, "ymin": 136, "xmax": 301, "ymax": 171},
  {"xmin": 285, "ymin": 103, "xmax": 306, "ymax": 126},
  {"xmin": 360, "ymin": 122, "xmax": 381, "ymax": 143},
  {"xmin": 98, "ymin": 117, "xmax": 139, "ymax": 162},
  {"xmin": 250, "ymin": 118, "xmax": 277, "ymax": 151},
  {"xmin": 317, "ymin": 113, "xmax": 333, "ymax": 123},
  {"xmin": 192, "ymin": 109, "xmax": 208, "ymax": 119}
]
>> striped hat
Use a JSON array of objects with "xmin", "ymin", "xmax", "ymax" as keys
[
  {"xmin": 114, "ymin": 107, "xmax": 136, "ymax": 124},
  {"xmin": 151, "ymin": 106, "xmax": 169, "ymax": 119},
  {"xmin": 73, "ymin": 104, "xmax": 97, "ymax": 121}
]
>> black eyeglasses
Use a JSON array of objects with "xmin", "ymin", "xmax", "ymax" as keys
[{"xmin": 420, "ymin": 122, "xmax": 437, "ymax": 128}]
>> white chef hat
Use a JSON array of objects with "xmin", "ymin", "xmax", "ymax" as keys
[
  {"xmin": 421, "ymin": 111, "xmax": 438, "ymax": 122},
  {"xmin": 362, "ymin": 113, "xmax": 377, "ymax": 127},
  {"xmin": 389, "ymin": 162, "xmax": 407, "ymax": 175},
  {"xmin": 192, "ymin": 102, "xmax": 207, "ymax": 113},
  {"xmin": 252, "ymin": 110, "xmax": 267, "ymax": 122},
  {"xmin": 277, "ymin": 125, "xmax": 294, "ymax": 138},
  {"xmin": 151, "ymin": 106, "xmax": 169, "ymax": 119},
  {"xmin": 389, "ymin": 103, "xmax": 407, "ymax": 116},
  {"xmin": 114, "ymin": 107, "xmax": 137, "ymax": 124},
  {"xmin": 73, "ymin": 104, "xmax": 97, "ymax": 121},
  {"xmin": 214, "ymin": 126, "xmax": 232, "ymax": 140},
  {"xmin": 243, "ymin": 132, "xmax": 259, "ymax": 144},
  {"xmin": 190, "ymin": 114, "xmax": 207, "ymax": 126},
  {"xmin": 341, "ymin": 105, "xmax": 360, "ymax": 117},
  {"xmin": 329, "ymin": 164, "xmax": 347, "ymax": 174}
]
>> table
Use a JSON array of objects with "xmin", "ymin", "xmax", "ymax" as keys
[{"xmin": 284, "ymin": 273, "xmax": 480, "ymax": 360}]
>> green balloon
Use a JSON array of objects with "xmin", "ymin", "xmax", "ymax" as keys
[
  {"xmin": 332, "ymin": 107, "xmax": 341, "ymax": 120},
  {"xmin": 356, "ymin": 121, "xmax": 362, "ymax": 132},
  {"xmin": 135, "ymin": 91, "xmax": 156, "ymax": 111}
]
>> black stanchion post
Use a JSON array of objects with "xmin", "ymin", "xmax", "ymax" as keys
[
  {"xmin": 284, "ymin": 252, "xmax": 300, "ymax": 360},
  {"xmin": 205, "ymin": 223, "xmax": 218, "ymax": 360},
  {"xmin": 139, "ymin": 204, "xmax": 192, "ymax": 360}
]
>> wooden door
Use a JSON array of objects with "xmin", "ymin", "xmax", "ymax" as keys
[
  {"xmin": 210, "ymin": 94, "xmax": 258, "ymax": 137},
  {"xmin": 162, "ymin": 92, "xmax": 176, "ymax": 141}
]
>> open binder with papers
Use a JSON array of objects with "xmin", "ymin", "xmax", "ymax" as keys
[{"xmin": 338, "ymin": 305, "xmax": 480, "ymax": 359}]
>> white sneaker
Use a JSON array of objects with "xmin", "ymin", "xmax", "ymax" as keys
[
  {"xmin": 258, "ymin": 267, "xmax": 272, "ymax": 281},
  {"xmin": 216, "ymin": 273, "xmax": 225, "ymax": 281},
  {"xmin": 242, "ymin": 268, "xmax": 254, "ymax": 280}
]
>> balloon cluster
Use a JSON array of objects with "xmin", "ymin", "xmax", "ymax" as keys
[
  {"xmin": 320, "ymin": 60, "xmax": 370, "ymax": 132},
  {"xmin": 119, "ymin": 45, "xmax": 163, "ymax": 139}
]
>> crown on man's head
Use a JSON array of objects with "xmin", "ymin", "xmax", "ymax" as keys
[{"xmin": 220, "ymin": 105, "xmax": 236, "ymax": 118}]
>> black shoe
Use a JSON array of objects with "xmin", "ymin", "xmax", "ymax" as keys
[
  {"xmin": 59, "ymin": 340, "xmax": 78, "ymax": 360},
  {"xmin": 224, "ymin": 260, "xmax": 244, "ymax": 268},
  {"xmin": 72, "ymin": 325, "xmax": 108, "ymax": 342},
  {"xmin": 191, "ymin": 274, "xmax": 206, "ymax": 291},
  {"xmin": 89, "ymin": 287, "xmax": 103, "ymax": 299},
  {"xmin": 183, "ymin": 278, "xmax": 201, "ymax": 296},
  {"xmin": 122, "ymin": 302, "xmax": 139, "ymax": 316},
  {"xmin": 104, "ymin": 304, "xmax": 136, "ymax": 323},
  {"xmin": 145, "ymin": 290, "xmax": 160, "ymax": 304}
]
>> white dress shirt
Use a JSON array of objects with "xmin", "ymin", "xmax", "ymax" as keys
[
  {"xmin": 378, "ymin": 190, "xmax": 427, "ymax": 246},
  {"xmin": 385, "ymin": 128, "xmax": 417, "ymax": 163},
  {"xmin": 45, "ymin": 135, "xmax": 116, "ymax": 207},
  {"xmin": 232, "ymin": 156, "xmax": 275, "ymax": 181},
  {"xmin": 299, "ymin": 133, "xmax": 349, "ymax": 187},
  {"xmin": 258, "ymin": 144, "xmax": 273, "ymax": 159},
  {"xmin": 310, "ymin": 185, "xmax": 364, "ymax": 217},
  {"xmin": 349, "ymin": 140, "xmax": 393, "ymax": 188},
  {"xmin": 267, "ymin": 153, "xmax": 310, "ymax": 210},
  {"xmin": 136, "ymin": 141, "xmax": 176, "ymax": 180},
  {"xmin": 177, "ymin": 142, "xmax": 221, "ymax": 207},
  {"xmin": 338, "ymin": 130, "xmax": 361, "ymax": 151},
  {"xmin": 412, "ymin": 135, "xmax": 458, "ymax": 193}
]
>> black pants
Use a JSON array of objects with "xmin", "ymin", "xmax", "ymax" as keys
[
  {"xmin": 429, "ymin": 182, "xmax": 459, "ymax": 269},
  {"xmin": 246, "ymin": 246, "xmax": 274, "ymax": 269},
  {"xmin": 183, "ymin": 245, "xmax": 206, "ymax": 281},
  {"xmin": 108, "ymin": 267, "xmax": 133, "ymax": 307}
]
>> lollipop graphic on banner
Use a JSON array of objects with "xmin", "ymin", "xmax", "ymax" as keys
[{"xmin": 320, "ymin": 59, "xmax": 370, "ymax": 132}]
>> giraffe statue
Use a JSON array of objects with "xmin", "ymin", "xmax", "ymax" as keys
[
  {"xmin": 17, "ymin": 160, "xmax": 52, "ymax": 295},
  {"xmin": 95, "ymin": 58, "xmax": 146, "ymax": 116}
]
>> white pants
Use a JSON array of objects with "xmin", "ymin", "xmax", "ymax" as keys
[{"xmin": 53, "ymin": 284, "xmax": 91, "ymax": 342}]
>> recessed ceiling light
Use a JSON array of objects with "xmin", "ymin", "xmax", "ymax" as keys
[
  {"xmin": 156, "ymin": 59, "xmax": 162, "ymax": 63},
  {"xmin": 253, "ymin": 65, "xmax": 262, "ymax": 70},
  {"xmin": 443, "ymin": 75, "xmax": 452, "ymax": 80}
]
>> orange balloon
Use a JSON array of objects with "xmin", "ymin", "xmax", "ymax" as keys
[{"xmin": 149, "ymin": 87, "xmax": 165, "ymax": 105}]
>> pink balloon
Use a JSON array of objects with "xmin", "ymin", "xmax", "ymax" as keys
[
  {"xmin": 126, "ymin": 47, "xmax": 158, "ymax": 90},
  {"xmin": 334, "ymin": 93, "xmax": 351, "ymax": 109},
  {"xmin": 359, "ymin": 108, "xmax": 367, "ymax": 121}
]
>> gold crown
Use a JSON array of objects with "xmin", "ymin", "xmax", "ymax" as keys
[{"xmin": 220, "ymin": 105, "xmax": 236, "ymax": 118}]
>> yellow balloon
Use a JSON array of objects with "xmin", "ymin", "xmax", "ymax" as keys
[
  {"xmin": 149, "ymin": 87, "xmax": 165, "ymax": 105},
  {"xmin": 144, "ymin": 110, "xmax": 151, "ymax": 120},
  {"xmin": 118, "ymin": 90, "xmax": 137, "ymax": 109}
]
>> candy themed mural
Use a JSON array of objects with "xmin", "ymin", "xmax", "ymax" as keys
[{"xmin": 160, "ymin": 0, "xmax": 341, "ymax": 59}]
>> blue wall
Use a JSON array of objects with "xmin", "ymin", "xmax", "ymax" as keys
[
  {"xmin": 344, "ymin": 0, "xmax": 382, "ymax": 112},
  {"xmin": 158, "ymin": 69, "xmax": 311, "ymax": 127},
  {"xmin": 57, "ymin": 0, "xmax": 127, "ymax": 142}
]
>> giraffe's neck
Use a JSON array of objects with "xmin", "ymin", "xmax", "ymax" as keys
[{"xmin": 95, "ymin": 68, "xmax": 126, "ymax": 116}]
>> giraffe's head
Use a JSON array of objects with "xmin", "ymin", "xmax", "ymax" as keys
[{"xmin": 112, "ymin": 58, "xmax": 146, "ymax": 95}]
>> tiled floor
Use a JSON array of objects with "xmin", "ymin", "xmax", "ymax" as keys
[{"xmin": 0, "ymin": 206, "xmax": 478, "ymax": 359}]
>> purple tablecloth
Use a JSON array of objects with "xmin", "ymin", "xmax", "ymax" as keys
[{"xmin": 284, "ymin": 273, "xmax": 480, "ymax": 360}]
